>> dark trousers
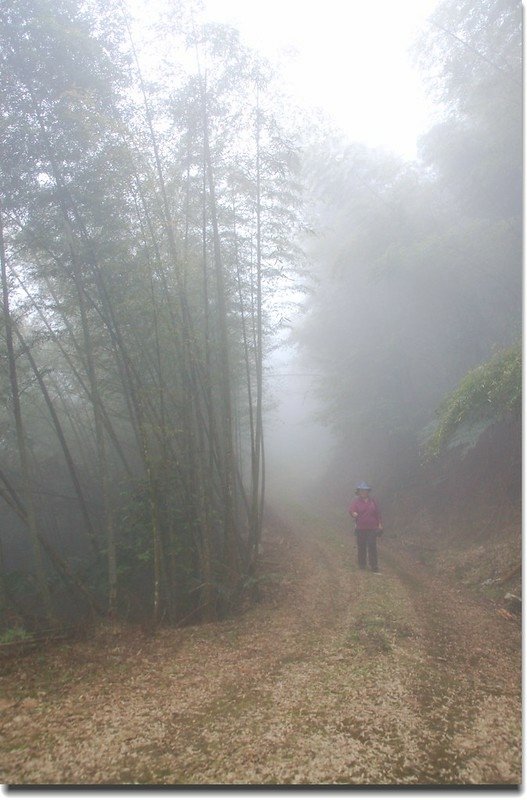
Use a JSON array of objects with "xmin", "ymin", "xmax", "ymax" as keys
[{"xmin": 356, "ymin": 530, "xmax": 378, "ymax": 571}]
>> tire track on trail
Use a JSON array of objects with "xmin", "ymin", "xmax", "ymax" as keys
[
  {"xmin": 381, "ymin": 543, "xmax": 521, "ymax": 785},
  {"xmin": 0, "ymin": 507, "xmax": 521, "ymax": 786}
]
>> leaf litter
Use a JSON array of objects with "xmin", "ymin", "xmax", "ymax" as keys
[{"xmin": 0, "ymin": 509, "xmax": 521, "ymax": 785}]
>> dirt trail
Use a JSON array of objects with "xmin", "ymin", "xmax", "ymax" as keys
[{"xmin": 0, "ymin": 506, "xmax": 521, "ymax": 786}]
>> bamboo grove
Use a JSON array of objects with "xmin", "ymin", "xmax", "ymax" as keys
[{"xmin": 0, "ymin": 0, "xmax": 304, "ymax": 627}]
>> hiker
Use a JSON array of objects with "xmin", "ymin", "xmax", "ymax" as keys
[{"xmin": 348, "ymin": 482, "xmax": 383, "ymax": 573}]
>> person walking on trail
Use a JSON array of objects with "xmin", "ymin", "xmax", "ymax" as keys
[{"xmin": 349, "ymin": 482, "xmax": 383, "ymax": 573}]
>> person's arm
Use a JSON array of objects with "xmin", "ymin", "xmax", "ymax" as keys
[{"xmin": 348, "ymin": 500, "xmax": 359, "ymax": 519}]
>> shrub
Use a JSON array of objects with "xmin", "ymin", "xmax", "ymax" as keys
[{"xmin": 427, "ymin": 342, "xmax": 521, "ymax": 457}]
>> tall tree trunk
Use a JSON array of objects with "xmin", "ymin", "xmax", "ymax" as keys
[
  {"xmin": 251, "ymin": 86, "xmax": 265, "ymax": 568},
  {"xmin": 0, "ymin": 534, "xmax": 8, "ymax": 623},
  {"xmin": 202, "ymin": 80, "xmax": 243, "ymax": 587},
  {"xmin": 11, "ymin": 265, "xmax": 135, "ymax": 480},
  {"xmin": 0, "ymin": 203, "xmax": 54, "ymax": 623},
  {"xmin": 62, "ymin": 225, "xmax": 118, "ymax": 617},
  {"xmin": 14, "ymin": 324, "xmax": 100, "ymax": 556},
  {"xmin": 0, "ymin": 469, "xmax": 105, "ymax": 614}
]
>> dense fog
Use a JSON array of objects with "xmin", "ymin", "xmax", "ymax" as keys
[
  {"xmin": 269, "ymin": 0, "xmax": 521, "ymax": 521},
  {"xmin": 0, "ymin": 0, "xmax": 521, "ymax": 630},
  {"xmin": 265, "ymin": 344, "xmax": 335, "ymax": 504}
]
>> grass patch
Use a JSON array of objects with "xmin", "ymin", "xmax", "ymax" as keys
[
  {"xmin": 345, "ymin": 584, "xmax": 416, "ymax": 657},
  {"xmin": 347, "ymin": 614, "xmax": 393, "ymax": 654}
]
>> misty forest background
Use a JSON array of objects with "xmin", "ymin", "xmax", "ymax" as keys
[{"xmin": 0, "ymin": 0, "xmax": 521, "ymax": 634}]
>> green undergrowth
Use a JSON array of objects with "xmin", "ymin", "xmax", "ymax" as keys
[
  {"xmin": 427, "ymin": 342, "xmax": 521, "ymax": 458},
  {"xmin": 0, "ymin": 626, "xmax": 31, "ymax": 644}
]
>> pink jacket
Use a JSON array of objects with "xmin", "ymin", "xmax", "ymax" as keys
[{"xmin": 348, "ymin": 497, "xmax": 382, "ymax": 531}]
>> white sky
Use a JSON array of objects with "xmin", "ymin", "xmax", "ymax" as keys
[{"xmin": 202, "ymin": 0, "xmax": 444, "ymax": 158}]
